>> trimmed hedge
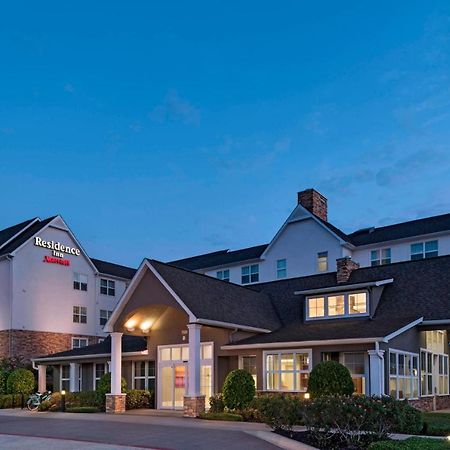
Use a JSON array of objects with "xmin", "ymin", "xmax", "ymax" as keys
[
  {"xmin": 0, "ymin": 394, "xmax": 25, "ymax": 409},
  {"xmin": 39, "ymin": 391, "xmax": 103, "ymax": 412},
  {"xmin": 6, "ymin": 369, "xmax": 35, "ymax": 395},
  {"xmin": 199, "ymin": 412, "xmax": 243, "ymax": 421},
  {"xmin": 369, "ymin": 437, "xmax": 450, "ymax": 449},
  {"xmin": 307, "ymin": 361, "xmax": 354, "ymax": 397},
  {"xmin": 126, "ymin": 390, "xmax": 153, "ymax": 410},
  {"xmin": 66, "ymin": 406, "xmax": 100, "ymax": 413},
  {"xmin": 222, "ymin": 369, "xmax": 256, "ymax": 410},
  {"xmin": 0, "ymin": 370, "xmax": 8, "ymax": 395},
  {"xmin": 209, "ymin": 394, "xmax": 225, "ymax": 413},
  {"xmin": 96, "ymin": 373, "xmax": 127, "ymax": 396}
]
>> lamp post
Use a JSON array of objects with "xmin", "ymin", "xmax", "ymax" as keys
[{"xmin": 61, "ymin": 390, "xmax": 66, "ymax": 412}]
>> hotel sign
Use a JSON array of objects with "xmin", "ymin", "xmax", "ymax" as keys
[{"xmin": 34, "ymin": 237, "xmax": 81, "ymax": 267}]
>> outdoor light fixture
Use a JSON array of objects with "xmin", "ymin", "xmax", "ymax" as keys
[
  {"xmin": 61, "ymin": 390, "xmax": 66, "ymax": 412},
  {"xmin": 140, "ymin": 321, "xmax": 152, "ymax": 334},
  {"xmin": 125, "ymin": 319, "xmax": 137, "ymax": 332},
  {"xmin": 304, "ymin": 393, "xmax": 310, "ymax": 399}
]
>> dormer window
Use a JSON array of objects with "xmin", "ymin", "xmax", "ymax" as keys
[{"xmin": 306, "ymin": 291, "xmax": 368, "ymax": 320}]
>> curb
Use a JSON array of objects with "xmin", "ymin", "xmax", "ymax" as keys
[{"xmin": 244, "ymin": 430, "xmax": 317, "ymax": 450}]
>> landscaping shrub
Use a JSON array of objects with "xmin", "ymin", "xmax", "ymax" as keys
[
  {"xmin": 126, "ymin": 390, "xmax": 153, "ymax": 410},
  {"xmin": 0, "ymin": 370, "xmax": 9, "ymax": 395},
  {"xmin": 38, "ymin": 391, "xmax": 102, "ymax": 411},
  {"xmin": 209, "ymin": 394, "xmax": 225, "ymax": 413},
  {"xmin": 0, "ymin": 394, "xmax": 24, "ymax": 409},
  {"xmin": 96, "ymin": 373, "xmax": 127, "ymax": 396},
  {"xmin": 253, "ymin": 394, "xmax": 304, "ymax": 432},
  {"xmin": 369, "ymin": 437, "xmax": 450, "ymax": 449},
  {"xmin": 222, "ymin": 369, "xmax": 255, "ymax": 410},
  {"xmin": 6, "ymin": 368, "xmax": 35, "ymax": 395},
  {"xmin": 66, "ymin": 406, "xmax": 100, "ymax": 413},
  {"xmin": 307, "ymin": 360, "xmax": 354, "ymax": 397},
  {"xmin": 422, "ymin": 412, "xmax": 450, "ymax": 436},
  {"xmin": 199, "ymin": 412, "xmax": 243, "ymax": 421}
]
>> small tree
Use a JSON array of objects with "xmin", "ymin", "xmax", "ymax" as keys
[
  {"xmin": 6, "ymin": 368, "xmax": 35, "ymax": 395},
  {"xmin": 96, "ymin": 372, "xmax": 127, "ymax": 395},
  {"xmin": 0, "ymin": 370, "xmax": 8, "ymax": 395},
  {"xmin": 222, "ymin": 369, "xmax": 255, "ymax": 410},
  {"xmin": 307, "ymin": 361, "xmax": 354, "ymax": 397}
]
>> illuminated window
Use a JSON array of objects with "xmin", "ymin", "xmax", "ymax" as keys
[
  {"xmin": 241, "ymin": 264, "xmax": 259, "ymax": 284},
  {"xmin": 265, "ymin": 350, "xmax": 311, "ymax": 392},
  {"xmin": 349, "ymin": 293, "xmax": 367, "ymax": 314},
  {"xmin": 73, "ymin": 273, "xmax": 88, "ymax": 291},
  {"xmin": 100, "ymin": 279, "xmax": 115, "ymax": 296},
  {"xmin": 216, "ymin": 270, "xmax": 230, "ymax": 282},
  {"xmin": 306, "ymin": 292, "xmax": 368, "ymax": 320},
  {"xmin": 343, "ymin": 353, "xmax": 366, "ymax": 394},
  {"xmin": 99, "ymin": 309, "xmax": 113, "ymax": 326},
  {"xmin": 73, "ymin": 306, "xmax": 87, "ymax": 324},
  {"xmin": 328, "ymin": 295, "xmax": 345, "ymax": 316},
  {"xmin": 371, "ymin": 248, "xmax": 391, "ymax": 266},
  {"xmin": 317, "ymin": 252, "xmax": 328, "ymax": 272},
  {"xmin": 308, "ymin": 297, "xmax": 325, "ymax": 318},
  {"xmin": 133, "ymin": 361, "xmax": 155, "ymax": 391},
  {"xmin": 276, "ymin": 259, "xmax": 287, "ymax": 279},
  {"xmin": 411, "ymin": 240, "xmax": 438, "ymax": 260},
  {"xmin": 389, "ymin": 350, "xmax": 419, "ymax": 400},
  {"xmin": 72, "ymin": 337, "xmax": 88, "ymax": 349},
  {"xmin": 241, "ymin": 356, "xmax": 257, "ymax": 387}
]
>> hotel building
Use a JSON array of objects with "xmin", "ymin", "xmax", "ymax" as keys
[{"xmin": 1, "ymin": 189, "xmax": 449, "ymax": 414}]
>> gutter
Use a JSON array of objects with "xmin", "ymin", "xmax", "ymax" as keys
[
  {"xmin": 32, "ymin": 350, "xmax": 148, "ymax": 364},
  {"xmin": 421, "ymin": 319, "xmax": 450, "ymax": 326},
  {"xmin": 295, "ymin": 278, "xmax": 394, "ymax": 295},
  {"xmin": 194, "ymin": 318, "xmax": 272, "ymax": 334}
]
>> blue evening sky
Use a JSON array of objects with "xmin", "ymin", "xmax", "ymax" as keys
[{"xmin": 1, "ymin": 1, "xmax": 450, "ymax": 267}]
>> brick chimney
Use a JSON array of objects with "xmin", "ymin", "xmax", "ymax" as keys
[
  {"xmin": 298, "ymin": 189, "xmax": 328, "ymax": 221},
  {"xmin": 336, "ymin": 256, "xmax": 360, "ymax": 284}
]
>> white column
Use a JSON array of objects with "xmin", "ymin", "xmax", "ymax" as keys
[
  {"xmin": 69, "ymin": 363, "xmax": 79, "ymax": 392},
  {"xmin": 187, "ymin": 323, "xmax": 202, "ymax": 397},
  {"xmin": 37, "ymin": 365, "xmax": 46, "ymax": 393},
  {"xmin": 110, "ymin": 332, "xmax": 123, "ymax": 395},
  {"xmin": 368, "ymin": 349, "xmax": 385, "ymax": 396}
]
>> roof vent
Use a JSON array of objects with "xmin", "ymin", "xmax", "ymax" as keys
[{"xmin": 352, "ymin": 226, "xmax": 375, "ymax": 236}]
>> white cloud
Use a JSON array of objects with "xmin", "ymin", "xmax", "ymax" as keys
[{"xmin": 149, "ymin": 90, "xmax": 200, "ymax": 125}]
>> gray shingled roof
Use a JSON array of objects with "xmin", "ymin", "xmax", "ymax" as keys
[
  {"xmin": 149, "ymin": 259, "xmax": 281, "ymax": 331},
  {"xmin": 91, "ymin": 258, "xmax": 136, "ymax": 280},
  {"xmin": 0, "ymin": 217, "xmax": 37, "ymax": 248}
]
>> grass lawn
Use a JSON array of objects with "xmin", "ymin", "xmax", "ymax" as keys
[
  {"xmin": 370, "ymin": 437, "xmax": 450, "ymax": 449},
  {"xmin": 423, "ymin": 413, "xmax": 450, "ymax": 436}
]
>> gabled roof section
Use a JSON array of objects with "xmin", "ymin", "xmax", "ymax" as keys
[
  {"xmin": 91, "ymin": 258, "xmax": 137, "ymax": 280},
  {"xmin": 169, "ymin": 244, "xmax": 268, "ymax": 271},
  {"xmin": 0, "ymin": 216, "xmax": 57, "ymax": 256},
  {"xmin": 348, "ymin": 213, "xmax": 450, "ymax": 246},
  {"xmin": 260, "ymin": 203, "xmax": 350, "ymax": 258},
  {"xmin": 0, "ymin": 217, "xmax": 39, "ymax": 250}
]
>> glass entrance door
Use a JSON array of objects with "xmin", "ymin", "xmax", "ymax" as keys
[{"xmin": 161, "ymin": 363, "xmax": 187, "ymax": 409}]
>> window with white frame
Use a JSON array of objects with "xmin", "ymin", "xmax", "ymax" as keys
[
  {"xmin": 317, "ymin": 252, "xmax": 328, "ymax": 272},
  {"xmin": 73, "ymin": 306, "xmax": 87, "ymax": 324},
  {"xmin": 371, "ymin": 248, "xmax": 391, "ymax": 266},
  {"xmin": 99, "ymin": 309, "xmax": 113, "ymax": 326},
  {"xmin": 264, "ymin": 350, "xmax": 311, "ymax": 391},
  {"xmin": 411, "ymin": 240, "xmax": 438, "ymax": 260},
  {"xmin": 241, "ymin": 264, "xmax": 259, "ymax": 284},
  {"xmin": 73, "ymin": 273, "xmax": 88, "ymax": 291},
  {"xmin": 94, "ymin": 363, "xmax": 108, "ymax": 389},
  {"xmin": 276, "ymin": 259, "xmax": 287, "ymax": 279},
  {"xmin": 342, "ymin": 352, "xmax": 366, "ymax": 394},
  {"xmin": 421, "ymin": 346, "xmax": 449, "ymax": 396},
  {"xmin": 133, "ymin": 361, "xmax": 156, "ymax": 391},
  {"xmin": 72, "ymin": 337, "xmax": 88, "ymax": 349},
  {"xmin": 389, "ymin": 350, "xmax": 419, "ymax": 400},
  {"xmin": 425, "ymin": 330, "xmax": 446, "ymax": 354},
  {"xmin": 60, "ymin": 365, "xmax": 70, "ymax": 391},
  {"xmin": 306, "ymin": 291, "xmax": 368, "ymax": 320},
  {"xmin": 216, "ymin": 269, "xmax": 230, "ymax": 282},
  {"xmin": 100, "ymin": 278, "xmax": 115, "ymax": 296},
  {"xmin": 240, "ymin": 355, "xmax": 257, "ymax": 387}
]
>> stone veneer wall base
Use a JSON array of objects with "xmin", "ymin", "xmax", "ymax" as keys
[
  {"xmin": 105, "ymin": 394, "xmax": 126, "ymax": 413},
  {"xmin": 183, "ymin": 395, "xmax": 205, "ymax": 417},
  {"xmin": 409, "ymin": 395, "xmax": 450, "ymax": 412}
]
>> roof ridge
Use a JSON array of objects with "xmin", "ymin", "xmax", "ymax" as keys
[{"xmin": 90, "ymin": 257, "xmax": 136, "ymax": 270}]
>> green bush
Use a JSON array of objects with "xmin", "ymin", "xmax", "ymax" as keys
[
  {"xmin": 6, "ymin": 368, "xmax": 35, "ymax": 395},
  {"xmin": 96, "ymin": 373, "xmax": 127, "ymax": 396},
  {"xmin": 126, "ymin": 390, "xmax": 153, "ymax": 410},
  {"xmin": 199, "ymin": 412, "xmax": 243, "ymax": 421},
  {"xmin": 66, "ymin": 406, "xmax": 100, "ymax": 413},
  {"xmin": 0, "ymin": 394, "xmax": 24, "ymax": 409},
  {"xmin": 209, "ymin": 394, "xmax": 225, "ymax": 413},
  {"xmin": 307, "ymin": 361, "xmax": 354, "ymax": 397},
  {"xmin": 253, "ymin": 394, "xmax": 304, "ymax": 431},
  {"xmin": 422, "ymin": 413, "xmax": 450, "ymax": 436},
  {"xmin": 0, "ymin": 370, "xmax": 9, "ymax": 395},
  {"xmin": 369, "ymin": 437, "xmax": 450, "ymax": 449},
  {"xmin": 38, "ymin": 391, "xmax": 103, "ymax": 412},
  {"xmin": 222, "ymin": 369, "xmax": 255, "ymax": 410}
]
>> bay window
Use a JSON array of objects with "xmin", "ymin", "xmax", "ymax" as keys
[
  {"xmin": 306, "ymin": 291, "xmax": 368, "ymax": 320},
  {"xmin": 389, "ymin": 350, "xmax": 419, "ymax": 400},
  {"xmin": 264, "ymin": 350, "xmax": 311, "ymax": 392}
]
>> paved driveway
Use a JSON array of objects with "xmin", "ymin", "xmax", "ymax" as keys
[{"xmin": 0, "ymin": 410, "xmax": 281, "ymax": 450}]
